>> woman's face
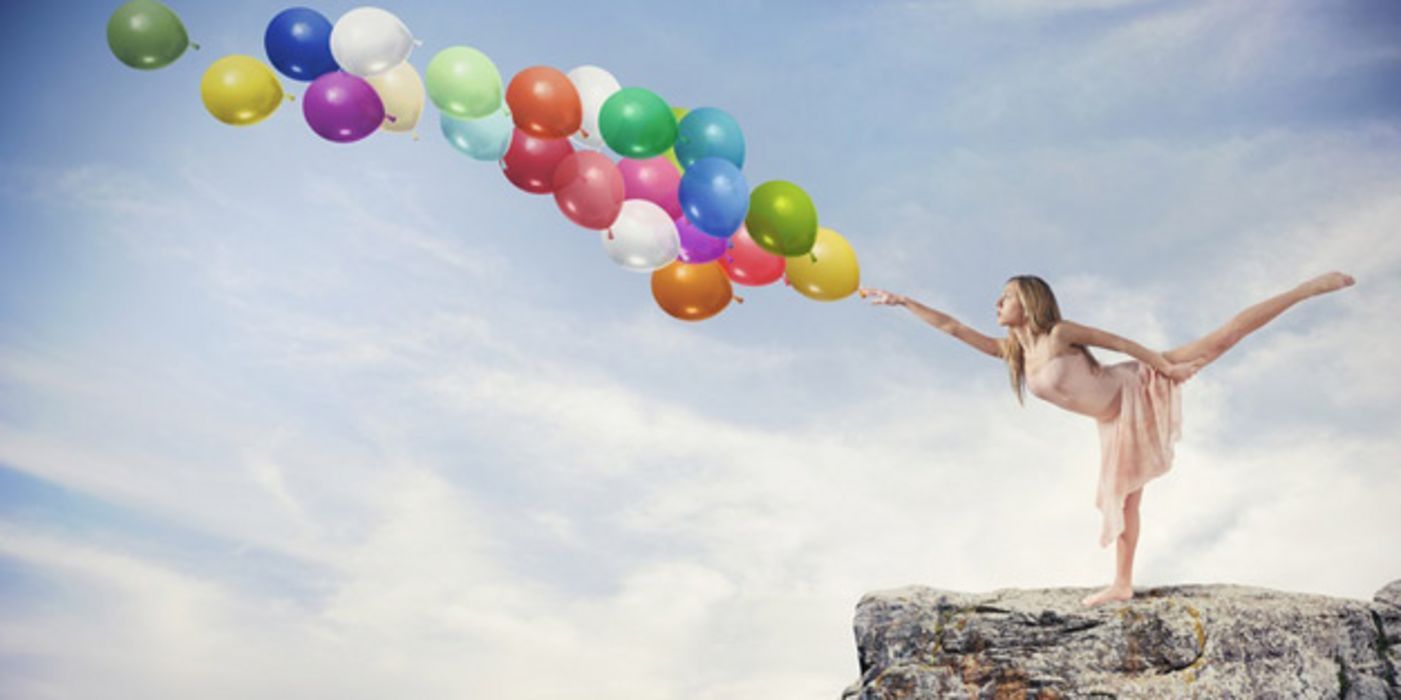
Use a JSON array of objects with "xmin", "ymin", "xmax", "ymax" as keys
[{"xmin": 996, "ymin": 283, "xmax": 1024, "ymax": 327}]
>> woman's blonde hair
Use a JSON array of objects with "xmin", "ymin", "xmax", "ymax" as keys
[{"xmin": 1003, "ymin": 275, "xmax": 1100, "ymax": 405}]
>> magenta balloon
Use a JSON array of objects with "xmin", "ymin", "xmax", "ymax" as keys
[
  {"xmin": 303, "ymin": 71, "xmax": 385, "ymax": 143},
  {"xmin": 501, "ymin": 128, "xmax": 574, "ymax": 194},
  {"xmin": 551, "ymin": 151, "xmax": 625, "ymax": 229},
  {"xmin": 617, "ymin": 156, "xmax": 682, "ymax": 220},
  {"xmin": 676, "ymin": 215, "xmax": 727, "ymax": 263}
]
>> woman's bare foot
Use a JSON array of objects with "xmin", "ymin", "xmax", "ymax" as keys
[
  {"xmin": 1298, "ymin": 271, "xmax": 1356, "ymax": 298},
  {"xmin": 1081, "ymin": 583, "xmax": 1134, "ymax": 608}
]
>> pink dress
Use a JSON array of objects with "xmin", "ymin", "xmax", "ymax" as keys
[{"xmin": 1026, "ymin": 351, "xmax": 1184, "ymax": 548}]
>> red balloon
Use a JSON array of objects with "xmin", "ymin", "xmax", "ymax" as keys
[
  {"xmin": 719, "ymin": 224, "xmax": 785, "ymax": 286},
  {"xmin": 501, "ymin": 128, "xmax": 574, "ymax": 194},
  {"xmin": 506, "ymin": 66, "xmax": 583, "ymax": 139},
  {"xmin": 552, "ymin": 152, "xmax": 625, "ymax": 229}
]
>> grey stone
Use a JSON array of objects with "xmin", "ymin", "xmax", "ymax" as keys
[{"xmin": 843, "ymin": 578, "xmax": 1401, "ymax": 699}]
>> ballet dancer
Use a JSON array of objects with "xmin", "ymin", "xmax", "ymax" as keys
[{"xmin": 860, "ymin": 271, "xmax": 1356, "ymax": 607}]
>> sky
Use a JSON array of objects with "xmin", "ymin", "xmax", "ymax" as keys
[{"xmin": 1, "ymin": 1, "xmax": 1400, "ymax": 697}]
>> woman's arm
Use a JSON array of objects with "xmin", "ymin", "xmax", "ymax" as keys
[
  {"xmin": 1052, "ymin": 320, "xmax": 1167, "ymax": 372},
  {"xmin": 861, "ymin": 288, "xmax": 1004, "ymax": 358}
]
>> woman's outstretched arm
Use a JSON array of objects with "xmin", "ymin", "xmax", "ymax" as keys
[
  {"xmin": 860, "ymin": 288, "xmax": 1004, "ymax": 359},
  {"xmin": 1054, "ymin": 320, "xmax": 1203, "ymax": 381}
]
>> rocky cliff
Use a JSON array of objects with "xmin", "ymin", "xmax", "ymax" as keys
[{"xmin": 843, "ymin": 579, "xmax": 1401, "ymax": 699}]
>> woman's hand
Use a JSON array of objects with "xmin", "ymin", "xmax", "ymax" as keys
[
  {"xmin": 859, "ymin": 288, "xmax": 908, "ymax": 306},
  {"xmin": 1159, "ymin": 356, "xmax": 1207, "ymax": 383}
]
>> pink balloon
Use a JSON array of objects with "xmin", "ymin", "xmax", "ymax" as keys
[
  {"xmin": 552, "ymin": 151, "xmax": 625, "ymax": 229},
  {"xmin": 617, "ymin": 156, "xmax": 682, "ymax": 220},
  {"xmin": 501, "ymin": 129, "xmax": 574, "ymax": 194},
  {"xmin": 676, "ymin": 215, "xmax": 727, "ymax": 263},
  {"xmin": 719, "ymin": 224, "xmax": 785, "ymax": 286}
]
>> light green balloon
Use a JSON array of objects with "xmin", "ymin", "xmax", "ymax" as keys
[
  {"xmin": 107, "ymin": 0, "xmax": 191, "ymax": 70},
  {"xmin": 425, "ymin": 46, "xmax": 503, "ymax": 120}
]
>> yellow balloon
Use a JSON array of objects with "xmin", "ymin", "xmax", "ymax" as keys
[
  {"xmin": 366, "ymin": 61, "xmax": 425, "ymax": 133},
  {"xmin": 784, "ymin": 227, "xmax": 860, "ymax": 301},
  {"xmin": 664, "ymin": 106, "xmax": 689, "ymax": 172},
  {"xmin": 200, "ymin": 55, "xmax": 284, "ymax": 126}
]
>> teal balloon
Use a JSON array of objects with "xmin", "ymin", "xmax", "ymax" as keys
[
  {"xmin": 441, "ymin": 108, "xmax": 513, "ymax": 161},
  {"xmin": 675, "ymin": 107, "xmax": 745, "ymax": 169},
  {"xmin": 599, "ymin": 87, "xmax": 677, "ymax": 159},
  {"xmin": 107, "ymin": 0, "xmax": 191, "ymax": 70}
]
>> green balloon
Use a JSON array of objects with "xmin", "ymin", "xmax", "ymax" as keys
[
  {"xmin": 746, "ymin": 181, "xmax": 818, "ymax": 256},
  {"xmin": 599, "ymin": 88, "xmax": 677, "ymax": 159},
  {"xmin": 107, "ymin": 0, "xmax": 190, "ymax": 70},
  {"xmin": 425, "ymin": 47, "xmax": 503, "ymax": 120}
]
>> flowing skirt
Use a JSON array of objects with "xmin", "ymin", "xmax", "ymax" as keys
[{"xmin": 1094, "ymin": 360, "xmax": 1183, "ymax": 548}]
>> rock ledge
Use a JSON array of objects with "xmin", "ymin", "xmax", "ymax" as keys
[{"xmin": 843, "ymin": 579, "xmax": 1401, "ymax": 699}]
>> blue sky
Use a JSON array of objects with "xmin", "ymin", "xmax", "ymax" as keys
[{"xmin": 2, "ymin": 1, "xmax": 1400, "ymax": 697}]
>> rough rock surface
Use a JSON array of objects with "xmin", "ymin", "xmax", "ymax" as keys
[{"xmin": 843, "ymin": 579, "xmax": 1401, "ymax": 699}]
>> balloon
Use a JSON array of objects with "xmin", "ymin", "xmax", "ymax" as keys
[
  {"xmin": 366, "ymin": 61, "xmax": 424, "ymax": 132},
  {"xmin": 200, "ymin": 55, "xmax": 285, "ymax": 126},
  {"xmin": 501, "ymin": 128, "xmax": 574, "ymax": 194},
  {"xmin": 719, "ymin": 225, "xmax": 785, "ymax": 286},
  {"xmin": 651, "ymin": 261, "xmax": 732, "ymax": 322},
  {"xmin": 553, "ymin": 152, "xmax": 625, "ymax": 229},
  {"xmin": 264, "ymin": 7, "xmax": 338, "ymax": 81},
  {"xmin": 426, "ymin": 46, "xmax": 503, "ymax": 119},
  {"xmin": 441, "ymin": 107, "xmax": 512, "ymax": 161},
  {"xmin": 566, "ymin": 65, "xmax": 621, "ymax": 149},
  {"xmin": 599, "ymin": 88, "xmax": 677, "ymax": 159},
  {"xmin": 618, "ymin": 156, "xmax": 682, "ymax": 220},
  {"xmin": 675, "ymin": 107, "xmax": 745, "ymax": 169},
  {"xmin": 785, "ymin": 227, "xmax": 860, "ymax": 301},
  {"xmin": 678, "ymin": 157, "xmax": 748, "ymax": 238},
  {"xmin": 676, "ymin": 216, "xmax": 727, "ymax": 264},
  {"xmin": 746, "ymin": 180, "xmax": 818, "ymax": 256},
  {"xmin": 107, "ymin": 0, "xmax": 191, "ymax": 70},
  {"xmin": 329, "ymin": 7, "xmax": 415, "ymax": 77},
  {"xmin": 664, "ymin": 106, "xmax": 689, "ymax": 172},
  {"xmin": 303, "ymin": 71, "xmax": 385, "ymax": 142},
  {"xmin": 604, "ymin": 200, "xmax": 680, "ymax": 271},
  {"xmin": 507, "ymin": 66, "xmax": 582, "ymax": 140}
]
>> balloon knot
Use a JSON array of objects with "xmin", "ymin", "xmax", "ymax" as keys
[
  {"xmin": 733, "ymin": 294, "xmax": 745, "ymax": 304},
  {"xmin": 286, "ymin": 94, "xmax": 296, "ymax": 102},
  {"xmin": 809, "ymin": 252, "xmax": 817, "ymax": 263},
  {"xmin": 190, "ymin": 41, "xmax": 202, "ymax": 51},
  {"xmin": 606, "ymin": 229, "xmax": 614, "ymax": 241},
  {"xmin": 412, "ymin": 132, "xmax": 420, "ymax": 141},
  {"xmin": 413, "ymin": 39, "xmax": 424, "ymax": 47},
  {"xmin": 386, "ymin": 114, "xmax": 398, "ymax": 124}
]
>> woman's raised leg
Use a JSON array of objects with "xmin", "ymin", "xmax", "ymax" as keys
[{"xmin": 1162, "ymin": 272, "xmax": 1355, "ymax": 368}]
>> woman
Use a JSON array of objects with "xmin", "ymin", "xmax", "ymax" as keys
[{"xmin": 859, "ymin": 271, "xmax": 1356, "ymax": 607}]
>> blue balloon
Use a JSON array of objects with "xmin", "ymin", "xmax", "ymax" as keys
[
  {"xmin": 264, "ymin": 7, "xmax": 338, "ymax": 81},
  {"xmin": 440, "ymin": 108, "xmax": 513, "ymax": 161},
  {"xmin": 675, "ymin": 107, "xmax": 745, "ymax": 170},
  {"xmin": 679, "ymin": 157, "xmax": 749, "ymax": 238}
]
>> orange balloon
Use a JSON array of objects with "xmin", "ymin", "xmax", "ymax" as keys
[
  {"xmin": 651, "ymin": 260, "xmax": 733, "ymax": 322},
  {"xmin": 506, "ymin": 66, "xmax": 582, "ymax": 139}
]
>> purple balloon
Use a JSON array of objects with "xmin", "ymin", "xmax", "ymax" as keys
[
  {"xmin": 303, "ymin": 71, "xmax": 385, "ymax": 143},
  {"xmin": 676, "ymin": 215, "xmax": 728, "ymax": 263}
]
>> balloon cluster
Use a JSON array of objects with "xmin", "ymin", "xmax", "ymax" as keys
[{"xmin": 108, "ymin": 1, "xmax": 863, "ymax": 322}]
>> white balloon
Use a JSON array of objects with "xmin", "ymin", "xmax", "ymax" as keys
[
  {"xmin": 331, "ymin": 7, "xmax": 416, "ymax": 77},
  {"xmin": 603, "ymin": 200, "xmax": 681, "ymax": 272},
  {"xmin": 567, "ymin": 65, "xmax": 621, "ymax": 150}
]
